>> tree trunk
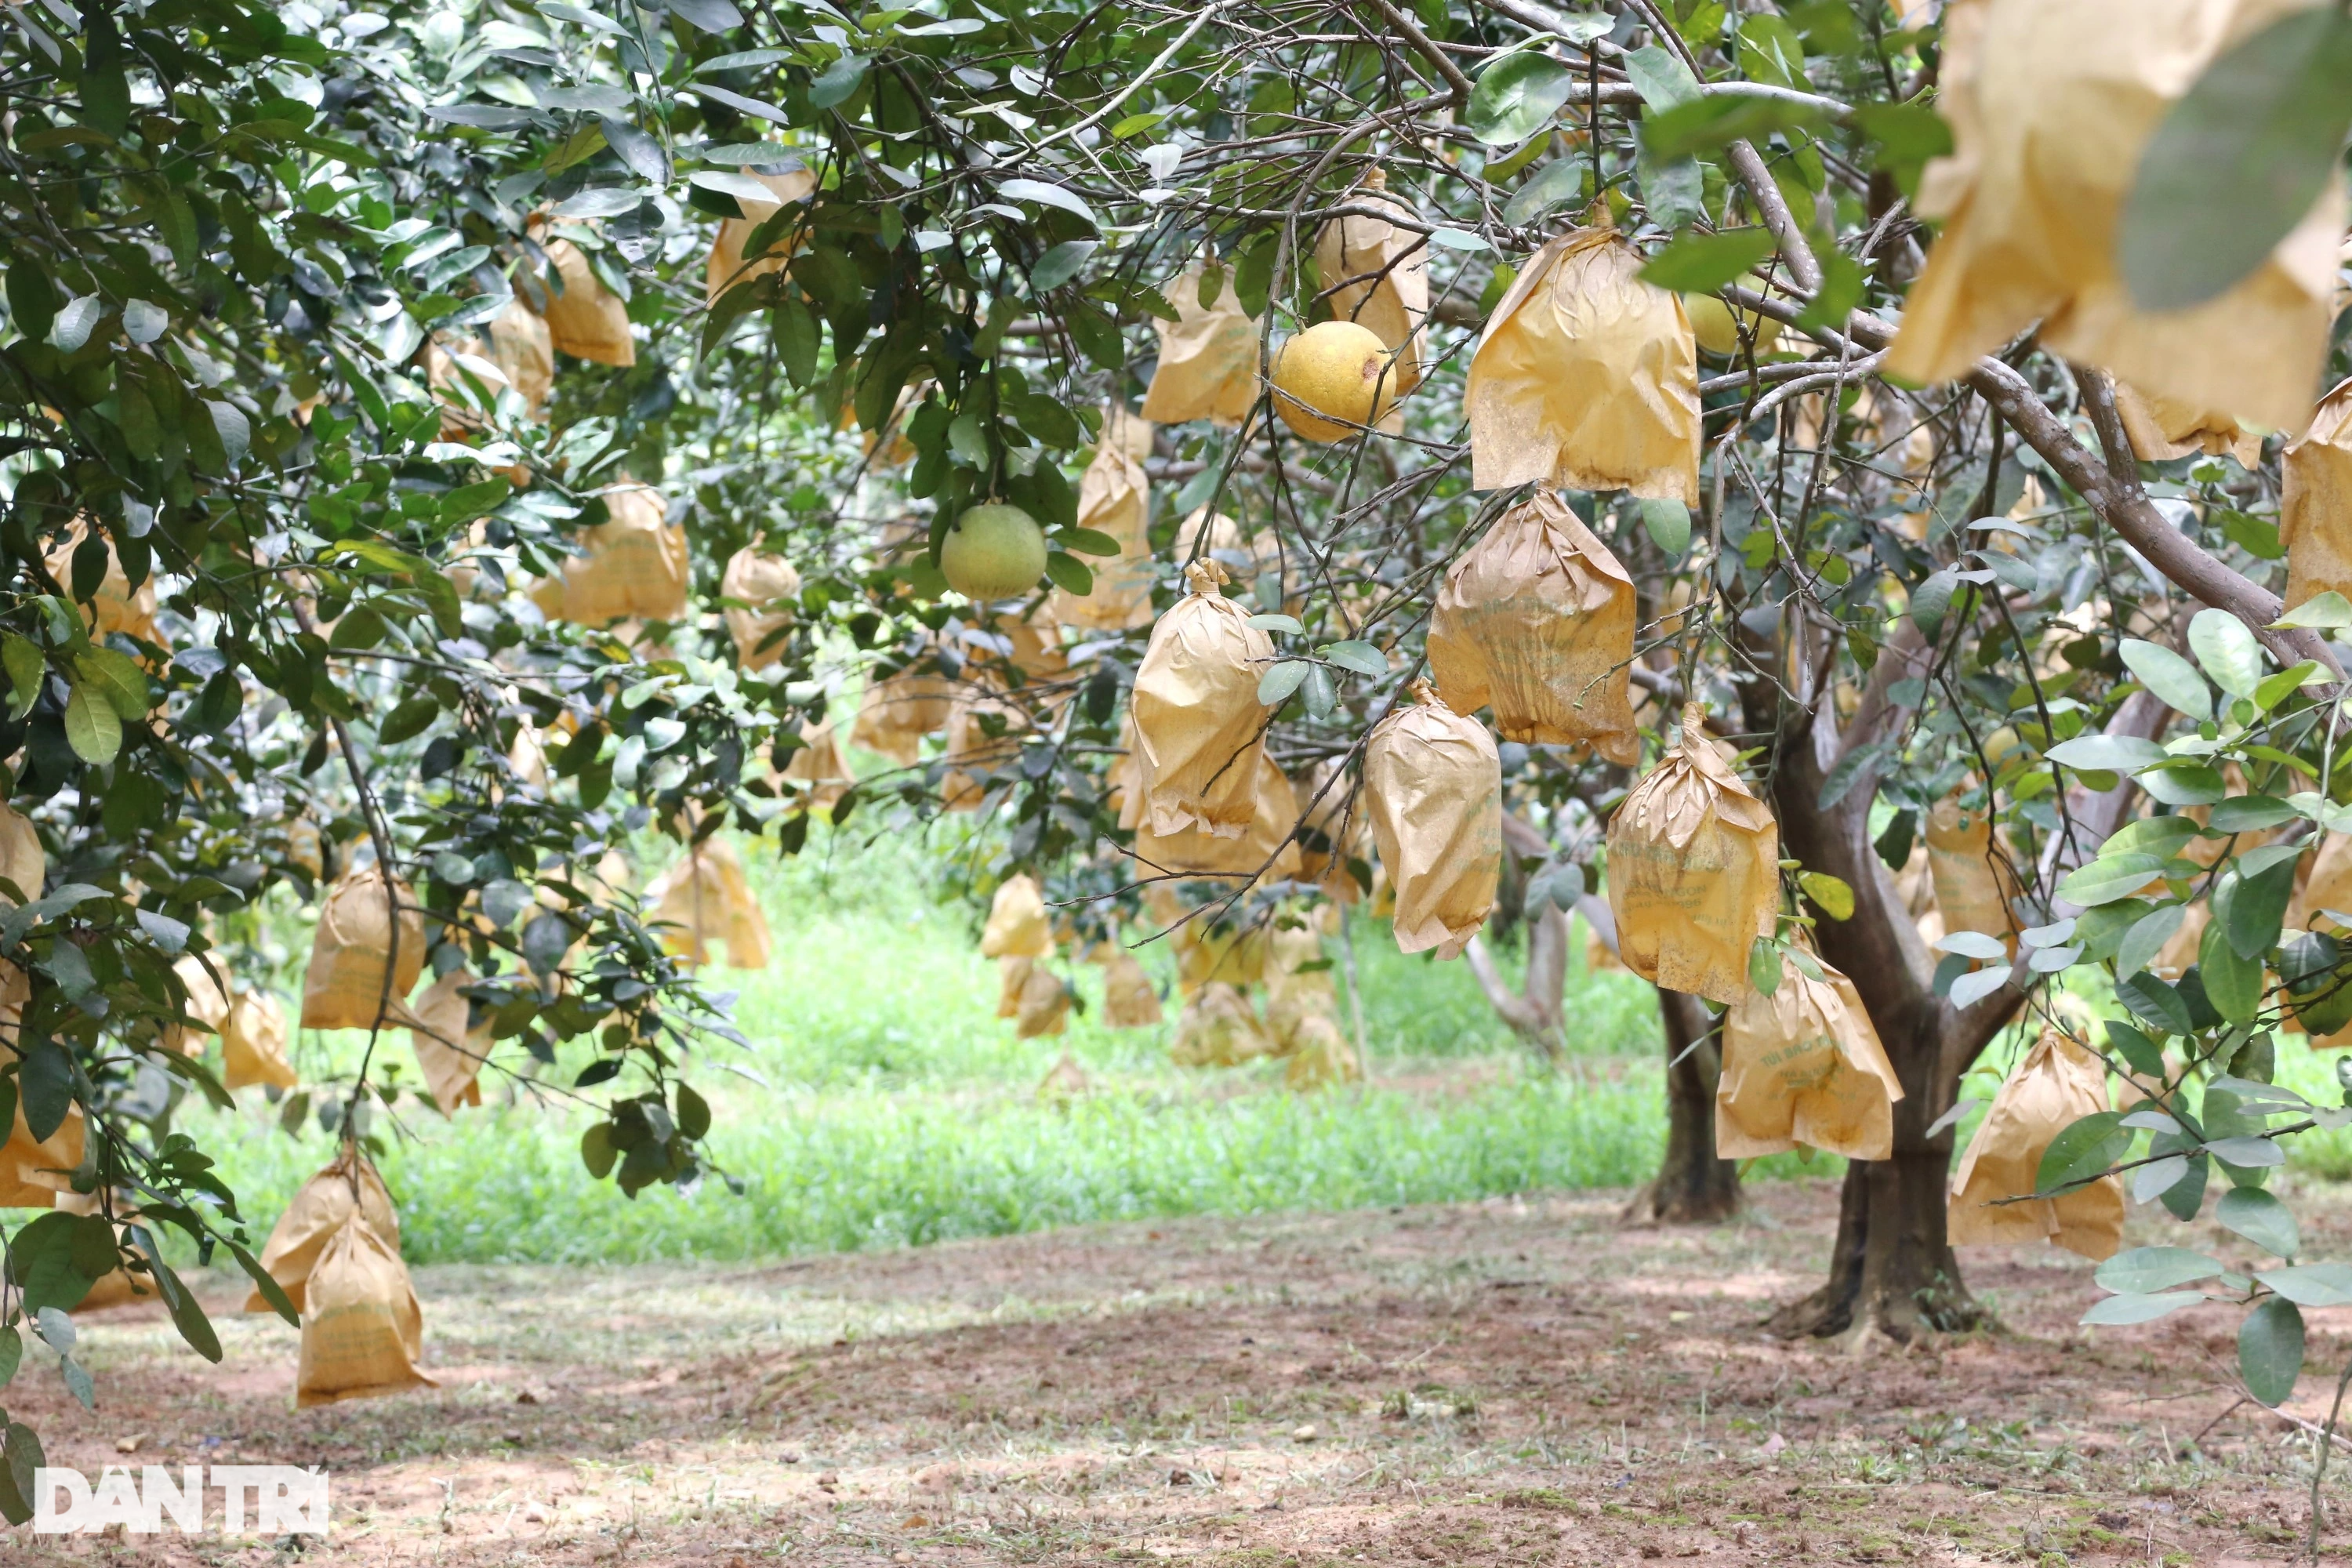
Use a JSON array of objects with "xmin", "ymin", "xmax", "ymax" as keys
[
  {"xmin": 1628, "ymin": 987, "xmax": 1741, "ymax": 1225},
  {"xmin": 1463, "ymin": 906, "xmax": 1566, "ymax": 1058}
]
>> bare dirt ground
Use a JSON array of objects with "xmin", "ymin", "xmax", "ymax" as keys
[{"xmin": 15, "ymin": 1176, "xmax": 2352, "ymax": 1565}]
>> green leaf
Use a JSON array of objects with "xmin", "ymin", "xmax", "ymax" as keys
[
  {"xmin": 2253, "ymin": 660, "xmax": 2325, "ymax": 712},
  {"xmin": 1317, "ymin": 640, "xmax": 1388, "ymax": 678},
  {"xmin": 0, "ymin": 636, "xmax": 41, "ymax": 720},
  {"xmin": 2096, "ymin": 1245, "xmax": 2227, "ymax": 1295},
  {"xmin": 2082, "ymin": 1290, "xmax": 2208, "ymax": 1327},
  {"xmin": 808, "ymin": 53, "xmax": 870, "ymax": 110},
  {"xmin": 581, "ymin": 1122, "xmax": 618, "ymax": 1180},
  {"xmin": 1639, "ymin": 93, "xmax": 1824, "ymax": 162},
  {"xmin": 2217, "ymin": 1185, "xmax": 2299, "ymax": 1258},
  {"xmin": 676, "ymin": 1082, "xmax": 712, "ymax": 1141},
  {"xmin": 1029, "ymin": 240, "xmax": 1097, "ymax": 294},
  {"xmin": 2275, "ymin": 590, "xmax": 2352, "ymax": 629},
  {"xmin": 2058, "ymin": 852, "xmax": 2171, "ymax": 907},
  {"xmin": 2198, "ymin": 912, "xmax": 2266, "ymax": 1021},
  {"xmin": 1501, "ymin": 158, "xmax": 1587, "ymax": 227},
  {"xmin": 227, "ymin": 1240, "xmax": 299, "ymax": 1326},
  {"xmin": 2115, "ymin": 905, "xmax": 2184, "ymax": 980},
  {"xmin": 1748, "ymin": 937, "xmax": 1782, "ymax": 997},
  {"xmin": 2034, "ymin": 1110, "xmax": 2129, "ymax": 1194},
  {"xmin": 2118, "ymin": 6, "xmax": 2352, "ymax": 310},
  {"xmin": 2105, "ymin": 1019, "xmax": 2169, "ymax": 1080},
  {"xmin": 1042, "ymin": 552, "xmax": 1093, "ymax": 596},
  {"xmin": 2227, "ymin": 855, "xmax": 2300, "ymax": 960},
  {"xmin": 1640, "ymin": 497, "xmax": 1692, "ymax": 557},
  {"xmin": 1639, "ymin": 228, "xmax": 1777, "ymax": 293},
  {"xmin": 2239, "ymin": 1297, "xmax": 2306, "ymax": 1406},
  {"xmin": 1258, "ymin": 660, "xmax": 1310, "ymax": 706},
  {"xmin": 379, "ymin": 695, "xmax": 440, "ymax": 746},
  {"xmin": 1798, "ymin": 871, "xmax": 1853, "ymax": 920},
  {"xmin": 62, "ymin": 680, "xmax": 120, "ymax": 764},
  {"xmin": 2255, "ymin": 1263, "xmax": 2352, "ymax": 1308},
  {"xmin": 1620, "ymin": 43, "xmax": 1701, "ymax": 111},
  {"xmin": 1910, "ymin": 568, "xmax": 1960, "ymax": 637},
  {"xmin": 2187, "ymin": 608, "xmax": 2267, "ymax": 699},
  {"xmin": 0, "ymin": 1421, "xmax": 45, "ymax": 1526},
  {"xmin": 74, "ymin": 647, "xmax": 148, "ymax": 722},
  {"xmin": 1851, "ymin": 101, "xmax": 1953, "ymax": 199},
  {"xmin": 2118, "ymin": 637, "xmax": 2212, "ymax": 720},
  {"xmin": 2210, "ymin": 794, "xmax": 2298, "ymax": 833},
  {"xmin": 1465, "ymin": 51, "xmax": 1577, "ymax": 146}
]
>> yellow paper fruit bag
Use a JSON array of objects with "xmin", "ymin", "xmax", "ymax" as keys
[
  {"xmin": 1132, "ymin": 560, "xmax": 1274, "ymax": 839},
  {"xmin": 1605, "ymin": 704, "xmax": 1779, "ymax": 1004},
  {"xmin": 1054, "ymin": 408, "xmax": 1157, "ymax": 630},
  {"xmin": 1142, "ymin": 264, "xmax": 1260, "ymax": 426},
  {"xmin": 721, "ymin": 542, "xmax": 801, "ymax": 670},
  {"xmin": 402, "ymin": 971, "xmax": 488, "ymax": 1114},
  {"xmin": 1926, "ymin": 794, "xmax": 2020, "ymax": 949},
  {"xmin": 647, "ymin": 838, "xmax": 771, "ymax": 970},
  {"xmin": 1886, "ymin": 0, "xmax": 2341, "ymax": 435},
  {"xmin": 1363, "ymin": 683, "xmax": 1501, "ymax": 959},
  {"xmin": 1014, "ymin": 964, "xmax": 1072, "ymax": 1039},
  {"xmin": 2115, "ymin": 381, "xmax": 2261, "ymax": 466},
  {"xmin": 778, "ymin": 720, "xmax": 855, "ymax": 811},
  {"xmin": 704, "ymin": 166, "xmax": 816, "ymax": 304},
  {"xmin": 0, "ymin": 802, "xmax": 42, "ymax": 905},
  {"xmin": 1133, "ymin": 752, "xmax": 1303, "ymax": 882},
  {"xmin": 982, "ymin": 873, "xmax": 1054, "ymax": 959},
  {"xmin": 1168, "ymin": 981, "xmax": 1273, "ymax": 1067},
  {"xmin": 537, "ymin": 235, "xmax": 635, "ymax": 366},
  {"xmin": 1465, "ymin": 227, "xmax": 1700, "ymax": 503},
  {"xmin": 301, "ymin": 866, "xmax": 426, "ymax": 1031},
  {"xmin": 852, "ymin": 670, "xmax": 954, "ymax": 767},
  {"xmin": 1426, "ymin": 489, "xmax": 1639, "ymax": 763},
  {"xmin": 1092, "ymin": 944, "xmax": 1164, "ymax": 1029},
  {"xmin": 2283, "ymin": 377, "xmax": 2352, "ymax": 613},
  {"xmin": 536, "ymin": 484, "xmax": 688, "ymax": 626},
  {"xmin": 45, "ymin": 520, "xmax": 160, "ymax": 644},
  {"xmin": 1314, "ymin": 167, "xmax": 1429, "ymax": 394},
  {"xmin": 296, "ymin": 1212, "xmax": 437, "ymax": 1408},
  {"xmin": 1948, "ymin": 1028, "xmax": 2124, "ymax": 1261},
  {"xmin": 1717, "ymin": 956, "xmax": 1905, "ymax": 1162},
  {"xmin": 223, "ymin": 989, "xmax": 298, "ymax": 1093},
  {"xmin": 247, "ymin": 1147, "xmax": 401, "ymax": 1313}
]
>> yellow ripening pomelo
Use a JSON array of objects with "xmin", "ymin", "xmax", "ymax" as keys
[
  {"xmin": 1982, "ymin": 725, "xmax": 2021, "ymax": 769},
  {"xmin": 939, "ymin": 503, "xmax": 1047, "ymax": 601},
  {"xmin": 1685, "ymin": 276, "xmax": 1783, "ymax": 359},
  {"xmin": 1272, "ymin": 320, "xmax": 1400, "ymax": 443}
]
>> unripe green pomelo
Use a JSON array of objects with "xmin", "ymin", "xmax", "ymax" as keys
[
  {"xmin": 1685, "ymin": 277, "xmax": 1783, "ymax": 358},
  {"xmin": 939, "ymin": 503, "xmax": 1047, "ymax": 601},
  {"xmin": 1272, "ymin": 320, "xmax": 1400, "ymax": 443}
]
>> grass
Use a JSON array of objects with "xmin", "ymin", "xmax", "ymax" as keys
[{"xmin": 167, "ymin": 822, "xmax": 1686, "ymax": 1265}]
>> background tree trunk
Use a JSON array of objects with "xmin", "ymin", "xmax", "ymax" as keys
[{"xmin": 1629, "ymin": 986, "xmax": 1741, "ymax": 1225}]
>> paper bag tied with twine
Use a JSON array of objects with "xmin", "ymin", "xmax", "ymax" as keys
[
  {"xmin": 722, "ymin": 543, "xmax": 801, "ymax": 670},
  {"xmin": 2284, "ymin": 377, "xmax": 2352, "ymax": 614},
  {"xmin": 1605, "ymin": 704, "xmax": 1779, "ymax": 1004},
  {"xmin": 1926, "ymin": 794, "xmax": 2019, "ymax": 951},
  {"xmin": 1092, "ymin": 944, "xmax": 1164, "ymax": 1029},
  {"xmin": 1134, "ymin": 752, "xmax": 1303, "ymax": 882},
  {"xmin": 1170, "ymin": 981, "xmax": 1274, "ymax": 1068},
  {"xmin": 1014, "ymin": 964, "xmax": 1072, "ymax": 1039},
  {"xmin": 1427, "ymin": 490, "xmax": 1640, "ymax": 763},
  {"xmin": 1284, "ymin": 1014, "xmax": 1359, "ymax": 1091},
  {"xmin": 1142, "ymin": 265, "xmax": 1261, "ymax": 427},
  {"xmin": 486, "ymin": 296, "xmax": 554, "ymax": 416},
  {"xmin": 1363, "ymin": 683, "xmax": 1501, "ymax": 960},
  {"xmin": 995, "ymin": 954, "xmax": 1033, "ymax": 1019},
  {"xmin": 1948, "ymin": 1028, "xmax": 2124, "ymax": 1261},
  {"xmin": 301, "ymin": 866, "xmax": 426, "ymax": 1032},
  {"xmin": 537, "ymin": 234, "xmax": 636, "ymax": 367},
  {"xmin": 704, "ymin": 167, "xmax": 816, "ymax": 305},
  {"xmin": 1886, "ymin": 0, "xmax": 2340, "ymax": 437},
  {"xmin": 296, "ymin": 1211, "xmax": 437, "ymax": 1408},
  {"xmin": 2115, "ymin": 381, "xmax": 2261, "ymax": 466},
  {"xmin": 1717, "ymin": 956, "xmax": 1905, "ymax": 1162},
  {"xmin": 0, "ymin": 802, "xmax": 42, "ymax": 906},
  {"xmin": 1465, "ymin": 226, "xmax": 1700, "ymax": 503},
  {"xmin": 982, "ymin": 874, "xmax": 1054, "ymax": 959},
  {"xmin": 1314, "ymin": 166, "xmax": 1429, "ymax": 394},
  {"xmin": 647, "ymin": 837, "xmax": 772, "ymax": 970},
  {"xmin": 247, "ymin": 1147, "xmax": 401, "ymax": 1313},
  {"xmin": 45, "ymin": 521, "xmax": 159, "ymax": 645},
  {"xmin": 536, "ymin": 484, "xmax": 688, "ymax": 627},
  {"xmin": 401, "ymin": 970, "xmax": 488, "ymax": 1114},
  {"xmin": 0, "ymin": 1061, "xmax": 82, "ymax": 1208},
  {"xmin": 778, "ymin": 720, "xmax": 855, "ymax": 811},
  {"xmin": 939, "ymin": 693, "xmax": 1027, "ymax": 812},
  {"xmin": 223, "ymin": 989, "xmax": 298, "ymax": 1093},
  {"xmin": 1133, "ymin": 560, "xmax": 1275, "ymax": 840},
  {"xmin": 852, "ymin": 670, "xmax": 954, "ymax": 767},
  {"xmin": 1055, "ymin": 407, "xmax": 1158, "ymax": 631}
]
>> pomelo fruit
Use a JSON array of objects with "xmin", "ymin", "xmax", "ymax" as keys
[
  {"xmin": 1272, "ymin": 320, "xmax": 1400, "ymax": 443},
  {"xmin": 1685, "ymin": 276, "xmax": 1783, "ymax": 358},
  {"xmin": 939, "ymin": 503, "xmax": 1047, "ymax": 601}
]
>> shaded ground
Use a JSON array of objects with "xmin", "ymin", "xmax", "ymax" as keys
[{"xmin": 15, "ymin": 1177, "xmax": 2352, "ymax": 1564}]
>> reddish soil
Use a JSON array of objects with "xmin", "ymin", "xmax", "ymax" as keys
[{"xmin": 11, "ymin": 1177, "xmax": 2352, "ymax": 1564}]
